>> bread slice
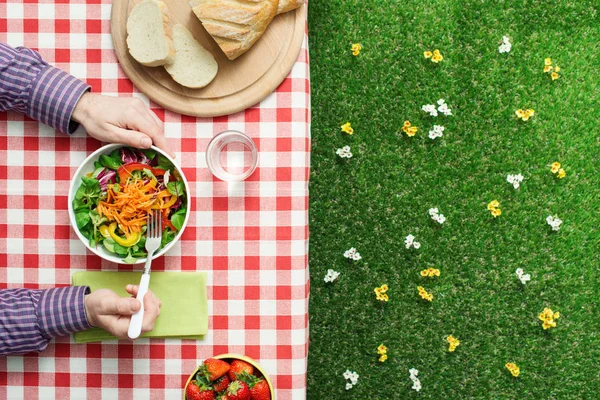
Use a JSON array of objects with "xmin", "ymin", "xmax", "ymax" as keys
[
  {"xmin": 164, "ymin": 24, "xmax": 218, "ymax": 89},
  {"xmin": 127, "ymin": 0, "xmax": 175, "ymax": 67},
  {"xmin": 189, "ymin": 0, "xmax": 279, "ymax": 61},
  {"xmin": 277, "ymin": 0, "xmax": 304, "ymax": 14}
]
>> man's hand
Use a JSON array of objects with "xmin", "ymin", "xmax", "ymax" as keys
[
  {"xmin": 72, "ymin": 93, "xmax": 174, "ymax": 158},
  {"xmin": 84, "ymin": 284, "xmax": 162, "ymax": 339}
]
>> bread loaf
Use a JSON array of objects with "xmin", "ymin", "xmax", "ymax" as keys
[
  {"xmin": 164, "ymin": 24, "xmax": 218, "ymax": 89},
  {"xmin": 126, "ymin": 0, "xmax": 175, "ymax": 67},
  {"xmin": 189, "ymin": 0, "xmax": 279, "ymax": 61},
  {"xmin": 277, "ymin": 0, "xmax": 304, "ymax": 15}
]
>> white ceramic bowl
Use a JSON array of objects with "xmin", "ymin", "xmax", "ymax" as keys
[{"xmin": 68, "ymin": 144, "xmax": 190, "ymax": 264}]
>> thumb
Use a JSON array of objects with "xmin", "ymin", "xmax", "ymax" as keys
[{"xmin": 108, "ymin": 126, "xmax": 153, "ymax": 149}]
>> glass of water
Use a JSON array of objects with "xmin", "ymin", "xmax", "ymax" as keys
[{"xmin": 205, "ymin": 130, "xmax": 259, "ymax": 181}]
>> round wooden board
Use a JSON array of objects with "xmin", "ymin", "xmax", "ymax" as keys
[{"xmin": 110, "ymin": 0, "xmax": 306, "ymax": 117}]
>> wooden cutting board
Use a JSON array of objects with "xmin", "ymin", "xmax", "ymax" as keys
[{"xmin": 110, "ymin": 0, "xmax": 306, "ymax": 117}]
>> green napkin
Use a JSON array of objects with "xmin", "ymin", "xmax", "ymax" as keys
[{"xmin": 72, "ymin": 271, "xmax": 208, "ymax": 343}]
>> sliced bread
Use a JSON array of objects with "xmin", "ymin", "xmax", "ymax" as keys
[
  {"xmin": 126, "ymin": 0, "xmax": 175, "ymax": 67},
  {"xmin": 189, "ymin": 0, "xmax": 279, "ymax": 61},
  {"xmin": 164, "ymin": 24, "xmax": 218, "ymax": 89}
]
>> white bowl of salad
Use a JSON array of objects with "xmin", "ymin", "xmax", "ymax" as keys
[{"xmin": 68, "ymin": 144, "xmax": 190, "ymax": 264}]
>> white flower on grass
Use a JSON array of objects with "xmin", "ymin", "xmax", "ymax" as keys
[
  {"xmin": 506, "ymin": 173, "xmax": 524, "ymax": 189},
  {"xmin": 343, "ymin": 247, "xmax": 361, "ymax": 260},
  {"xmin": 409, "ymin": 368, "xmax": 421, "ymax": 392},
  {"xmin": 428, "ymin": 124, "xmax": 445, "ymax": 139},
  {"xmin": 405, "ymin": 234, "xmax": 421, "ymax": 249},
  {"xmin": 323, "ymin": 269, "xmax": 340, "ymax": 283},
  {"xmin": 422, "ymin": 104, "xmax": 438, "ymax": 117},
  {"xmin": 515, "ymin": 268, "xmax": 531, "ymax": 285},
  {"xmin": 437, "ymin": 99, "xmax": 452, "ymax": 116},
  {"xmin": 546, "ymin": 215, "xmax": 562, "ymax": 231},
  {"xmin": 428, "ymin": 207, "xmax": 446, "ymax": 224},
  {"xmin": 498, "ymin": 35, "xmax": 512, "ymax": 53},
  {"xmin": 343, "ymin": 370, "xmax": 359, "ymax": 389},
  {"xmin": 336, "ymin": 146, "xmax": 353, "ymax": 159}
]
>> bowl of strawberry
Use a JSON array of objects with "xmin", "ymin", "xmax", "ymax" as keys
[{"xmin": 184, "ymin": 354, "xmax": 274, "ymax": 400}]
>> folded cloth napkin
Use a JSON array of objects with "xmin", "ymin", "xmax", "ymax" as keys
[{"xmin": 72, "ymin": 271, "xmax": 208, "ymax": 343}]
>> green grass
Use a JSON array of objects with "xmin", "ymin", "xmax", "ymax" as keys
[{"xmin": 306, "ymin": 1, "xmax": 600, "ymax": 398}]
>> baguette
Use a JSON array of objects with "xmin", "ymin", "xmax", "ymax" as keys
[
  {"xmin": 126, "ymin": 0, "xmax": 175, "ymax": 67},
  {"xmin": 189, "ymin": 0, "xmax": 279, "ymax": 61},
  {"xmin": 164, "ymin": 24, "xmax": 218, "ymax": 89},
  {"xmin": 277, "ymin": 0, "xmax": 304, "ymax": 14}
]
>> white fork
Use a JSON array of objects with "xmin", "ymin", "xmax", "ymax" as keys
[{"xmin": 128, "ymin": 210, "xmax": 162, "ymax": 339}]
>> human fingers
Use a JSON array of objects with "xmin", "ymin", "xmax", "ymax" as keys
[
  {"xmin": 140, "ymin": 291, "xmax": 161, "ymax": 333},
  {"xmin": 141, "ymin": 107, "xmax": 174, "ymax": 158},
  {"xmin": 126, "ymin": 284, "xmax": 139, "ymax": 297},
  {"xmin": 101, "ymin": 295, "xmax": 141, "ymax": 316}
]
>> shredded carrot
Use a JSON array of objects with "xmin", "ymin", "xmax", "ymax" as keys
[{"xmin": 97, "ymin": 179, "xmax": 176, "ymax": 235}]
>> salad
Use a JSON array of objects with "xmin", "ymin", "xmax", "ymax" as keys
[{"xmin": 72, "ymin": 147, "xmax": 187, "ymax": 263}]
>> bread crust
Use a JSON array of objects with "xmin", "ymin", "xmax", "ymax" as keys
[
  {"xmin": 190, "ymin": 0, "xmax": 279, "ymax": 60},
  {"xmin": 276, "ymin": 0, "xmax": 304, "ymax": 15}
]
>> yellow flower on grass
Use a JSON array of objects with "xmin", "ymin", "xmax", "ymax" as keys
[
  {"xmin": 554, "ymin": 66, "xmax": 561, "ymax": 72},
  {"xmin": 515, "ymin": 108, "xmax": 535, "ymax": 121},
  {"xmin": 551, "ymin": 72, "xmax": 559, "ymax": 80},
  {"xmin": 551, "ymin": 162, "xmax": 561, "ymax": 174},
  {"xmin": 544, "ymin": 58, "xmax": 561, "ymax": 80},
  {"xmin": 505, "ymin": 363, "xmax": 520, "ymax": 377},
  {"xmin": 351, "ymin": 43, "xmax": 362, "ymax": 56},
  {"xmin": 420, "ymin": 268, "xmax": 440, "ymax": 277},
  {"xmin": 447, "ymin": 335, "xmax": 460, "ymax": 352},
  {"xmin": 377, "ymin": 344, "xmax": 388, "ymax": 362},
  {"xmin": 424, "ymin": 49, "xmax": 443, "ymax": 63},
  {"xmin": 487, "ymin": 200, "xmax": 500, "ymax": 210},
  {"xmin": 545, "ymin": 58, "xmax": 552, "ymax": 66},
  {"xmin": 402, "ymin": 121, "xmax": 419, "ymax": 137},
  {"xmin": 557, "ymin": 168, "xmax": 566, "ymax": 179},
  {"xmin": 417, "ymin": 286, "xmax": 433, "ymax": 302},
  {"xmin": 341, "ymin": 122, "xmax": 354, "ymax": 135},
  {"xmin": 538, "ymin": 307, "xmax": 560, "ymax": 330},
  {"xmin": 375, "ymin": 284, "xmax": 389, "ymax": 302},
  {"xmin": 543, "ymin": 65, "xmax": 553, "ymax": 73},
  {"xmin": 487, "ymin": 200, "xmax": 501, "ymax": 217}
]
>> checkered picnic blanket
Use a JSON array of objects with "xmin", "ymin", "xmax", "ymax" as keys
[{"xmin": 0, "ymin": 1, "xmax": 310, "ymax": 399}]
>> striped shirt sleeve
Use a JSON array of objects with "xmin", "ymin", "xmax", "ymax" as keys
[
  {"xmin": 0, "ymin": 286, "xmax": 92, "ymax": 356},
  {"xmin": 0, "ymin": 42, "xmax": 90, "ymax": 134}
]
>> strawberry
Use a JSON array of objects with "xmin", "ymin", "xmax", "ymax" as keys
[
  {"xmin": 213, "ymin": 374, "xmax": 231, "ymax": 393},
  {"xmin": 186, "ymin": 380, "xmax": 216, "ymax": 400},
  {"xmin": 249, "ymin": 380, "xmax": 270, "ymax": 400},
  {"xmin": 228, "ymin": 360, "xmax": 254, "ymax": 381},
  {"xmin": 225, "ymin": 380, "xmax": 250, "ymax": 400},
  {"xmin": 201, "ymin": 358, "xmax": 231, "ymax": 381}
]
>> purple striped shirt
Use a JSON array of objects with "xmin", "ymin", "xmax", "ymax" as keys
[
  {"xmin": 0, "ymin": 287, "xmax": 92, "ymax": 355},
  {"xmin": 0, "ymin": 41, "xmax": 90, "ymax": 133},
  {"xmin": 1, "ymin": 41, "xmax": 93, "ymax": 355}
]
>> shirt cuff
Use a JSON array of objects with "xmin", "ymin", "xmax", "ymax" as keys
[
  {"xmin": 37, "ymin": 286, "xmax": 92, "ymax": 339},
  {"xmin": 27, "ymin": 65, "xmax": 90, "ymax": 134}
]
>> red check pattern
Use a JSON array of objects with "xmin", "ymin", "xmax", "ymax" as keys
[{"xmin": 0, "ymin": 1, "xmax": 310, "ymax": 399}]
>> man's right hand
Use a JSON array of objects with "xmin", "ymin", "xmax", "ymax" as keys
[{"xmin": 84, "ymin": 284, "xmax": 162, "ymax": 339}]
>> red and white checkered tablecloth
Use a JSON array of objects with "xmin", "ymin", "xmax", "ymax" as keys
[{"xmin": 0, "ymin": 1, "xmax": 311, "ymax": 398}]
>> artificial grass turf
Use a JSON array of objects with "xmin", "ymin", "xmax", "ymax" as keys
[{"xmin": 306, "ymin": 0, "xmax": 599, "ymax": 398}]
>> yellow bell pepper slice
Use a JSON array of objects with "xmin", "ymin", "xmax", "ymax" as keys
[
  {"xmin": 99, "ymin": 224, "xmax": 111, "ymax": 239},
  {"xmin": 107, "ymin": 222, "xmax": 140, "ymax": 247}
]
